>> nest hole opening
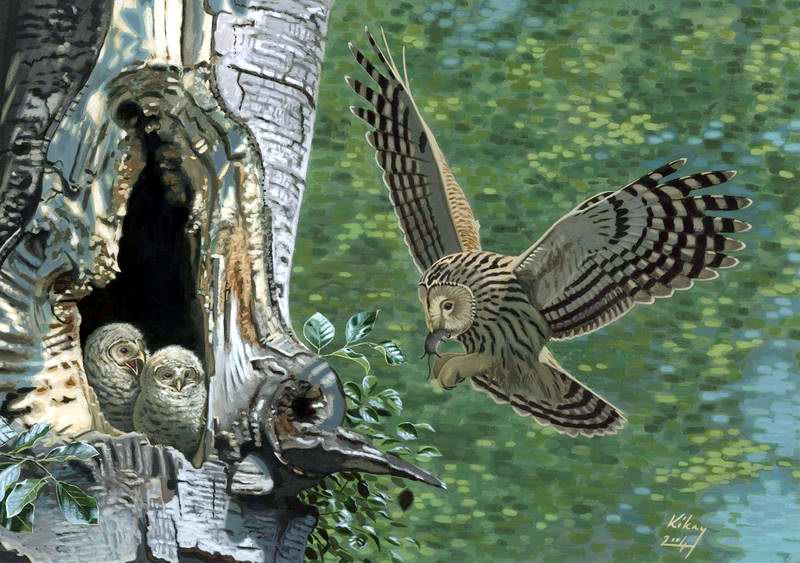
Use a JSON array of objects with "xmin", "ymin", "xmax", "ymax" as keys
[{"xmin": 78, "ymin": 131, "xmax": 204, "ymax": 355}]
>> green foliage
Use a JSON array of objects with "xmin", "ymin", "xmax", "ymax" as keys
[
  {"xmin": 299, "ymin": 312, "xmax": 440, "ymax": 561},
  {"xmin": 304, "ymin": 312, "xmax": 337, "ymax": 353},
  {"xmin": 0, "ymin": 417, "xmax": 100, "ymax": 532},
  {"xmin": 303, "ymin": 310, "xmax": 407, "ymax": 375}
]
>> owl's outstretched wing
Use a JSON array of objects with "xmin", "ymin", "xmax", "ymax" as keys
[
  {"xmin": 347, "ymin": 28, "xmax": 481, "ymax": 272},
  {"xmin": 511, "ymin": 159, "xmax": 752, "ymax": 340},
  {"xmin": 471, "ymin": 347, "xmax": 625, "ymax": 437}
]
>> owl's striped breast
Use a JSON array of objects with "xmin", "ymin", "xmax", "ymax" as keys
[{"xmin": 422, "ymin": 252, "xmax": 550, "ymax": 367}]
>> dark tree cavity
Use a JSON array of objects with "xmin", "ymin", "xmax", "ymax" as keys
[{"xmin": 79, "ymin": 127, "xmax": 203, "ymax": 354}]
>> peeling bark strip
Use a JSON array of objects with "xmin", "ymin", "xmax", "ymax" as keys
[
  {"xmin": 213, "ymin": 0, "xmax": 333, "ymax": 325},
  {"xmin": 0, "ymin": 0, "xmax": 113, "ymax": 267}
]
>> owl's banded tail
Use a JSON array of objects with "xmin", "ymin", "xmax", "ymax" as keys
[{"xmin": 471, "ymin": 348, "xmax": 625, "ymax": 437}]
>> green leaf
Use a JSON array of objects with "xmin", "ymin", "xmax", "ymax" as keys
[
  {"xmin": 360, "ymin": 524, "xmax": 381, "ymax": 549},
  {"xmin": 5, "ymin": 479, "xmax": 46, "ymax": 519},
  {"xmin": 416, "ymin": 445, "xmax": 443, "ymax": 459},
  {"xmin": 396, "ymin": 422, "xmax": 418, "ymax": 441},
  {"xmin": 330, "ymin": 348, "xmax": 370, "ymax": 375},
  {"xmin": 348, "ymin": 533, "xmax": 369, "ymax": 550},
  {"xmin": 0, "ymin": 416, "xmax": 18, "ymax": 446},
  {"xmin": 413, "ymin": 423, "xmax": 436, "ymax": 433},
  {"xmin": 6, "ymin": 423, "xmax": 51, "ymax": 454},
  {"xmin": 43, "ymin": 442, "xmax": 100, "ymax": 463},
  {"xmin": 56, "ymin": 481, "xmax": 98, "ymax": 525},
  {"xmin": 372, "ymin": 341, "xmax": 407, "ymax": 366},
  {"xmin": 366, "ymin": 396, "xmax": 389, "ymax": 412},
  {"xmin": 358, "ymin": 406, "xmax": 380, "ymax": 425},
  {"xmin": 303, "ymin": 312, "xmax": 335, "ymax": 351},
  {"xmin": 0, "ymin": 463, "xmax": 21, "ymax": 502},
  {"xmin": 345, "ymin": 310, "xmax": 380, "ymax": 343},
  {"xmin": 361, "ymin": 375, "xmax": 377, "ymax": 395},
  {"xmin": 4, "ymin": 503, "xmax": 34, "ymax": 533},
  {"xmin": 377, "ymin": 389, "xmax": 403, "ymax": 413},
  {"xmin": 342, "ymin": 381, "xmax": 362, "ymax": 404}
]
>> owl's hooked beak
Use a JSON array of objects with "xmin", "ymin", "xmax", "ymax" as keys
[{"xmin": 173, "ymin": 377, "xmax": 184, "ymax": 392}]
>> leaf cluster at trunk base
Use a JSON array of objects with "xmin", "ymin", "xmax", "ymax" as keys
[{"xmin": 0, "ymin": 417, "xmax": 99, "ymax": 532}]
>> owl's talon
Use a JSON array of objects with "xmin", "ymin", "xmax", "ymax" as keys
[
  {"xmin": 433, "ymin": 353, "xmax": 467, "ymax": 390},
  {"xmin": 433, "ymin": 352, "xmax": 494, "ymax": 390}
]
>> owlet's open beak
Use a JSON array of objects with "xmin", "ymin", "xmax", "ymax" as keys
[{"xmin": 125, "ymin": 353, "xmax": 145, "ymax": 377}]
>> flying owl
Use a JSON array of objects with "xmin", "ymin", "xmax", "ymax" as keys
[
  {"xmin": 83, "ymin": 323, "xmax": 147, "ymax": 432},
  {"xmin": 134, "ymin": 346, "xmax": 207, "ymax": 457},
  {"xmin": 347, "ymin": 30, "xmax": 751, "ymax": 436}
]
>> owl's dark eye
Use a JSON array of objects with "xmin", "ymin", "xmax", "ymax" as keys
[
  {"xmin": 443, "ymin": 302, "xmax": 454, "ymax": 312},
  {"xmin": 156, "ymin": 368, "xmax": 173, "ymax": 379},
  {"xmin": 119, "ymin": 347, "xmax": 129, "ymax": 355}
]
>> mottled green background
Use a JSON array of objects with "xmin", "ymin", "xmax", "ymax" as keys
[{"xmin": 292, "ymin": 1, "xmax": 797, "ymax": 561}]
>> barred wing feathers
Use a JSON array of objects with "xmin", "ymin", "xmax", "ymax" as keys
[
  {"xmin": 348, "ymin": 29, "xmax": 481, "ymax": 272},
  {"xmin": 471, "ymin": 348, "xmax": 625, "ymax": 437},
  {"xmin": 512, "ymin": 159, "xmax": 751, "ymax": 340}
]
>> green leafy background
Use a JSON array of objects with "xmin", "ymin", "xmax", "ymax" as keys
[{"xmin": 292, "ymin": 1, "xmax": 798, "ymax": 561}]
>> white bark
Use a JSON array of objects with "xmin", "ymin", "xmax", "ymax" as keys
[
  {"xmin": 0, "ymin": 1, "xmax": 334, "ymax": 561},
  {"xmin": 213, "ymin": 0, "xmax": 331, "ymax": 325},
  {"xmin": 0, "ymin": 2, "xmax": 442, "ymax": 561}
]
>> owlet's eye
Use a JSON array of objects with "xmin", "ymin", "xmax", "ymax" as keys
[
  {"xmin": 443, "ymin": 302, "xmax": 454, "ymax": 312},
  {"xmin": 119, "ymin": 347, "xmax": 129, "ymax": 355}
]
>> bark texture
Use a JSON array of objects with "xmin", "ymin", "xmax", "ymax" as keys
[
  {"xmin": 213, "ymin": 0, "xmax": 331, "ymax": 324},
  {"xmin": 0, "ymin": 0, "xmax": 113, "ymax": 267},
  {"xmin": 0, "ymin": 1, "xmax": 333, "ymax": 561},
  {"xmin": 0, "ymin": 1, "xmax": 443, "ymax": 561}
]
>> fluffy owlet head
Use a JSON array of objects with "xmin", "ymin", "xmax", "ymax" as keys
[
  {"xmin": 418, "ymin": 283, "xmax": 475, "ymax": 337},
  {"xmin": 84, "ymin": 323, "xmax": 147, "ymax": 381},
  {"xmin": 141, "ymin": 346, "xmax": 205, "ymax": 396}
]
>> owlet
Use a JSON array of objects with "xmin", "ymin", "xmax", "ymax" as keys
[
  {"xmin": 83, "ymin": 323, "xmax": 147, "ymax": 432},
  {"xmin": 134, "ymin": 346, "xmax": 207, "ymax": 458}
]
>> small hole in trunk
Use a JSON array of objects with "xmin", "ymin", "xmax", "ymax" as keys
[{"xmin": 78, "ymin": 131, "xmax": 203, "ymax": 354}]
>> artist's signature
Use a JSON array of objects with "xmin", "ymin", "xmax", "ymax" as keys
[{"xmin": 660, "ymin": 513, "xmax": 707, "ymax": 559}]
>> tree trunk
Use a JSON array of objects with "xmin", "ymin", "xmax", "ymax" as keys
[{"xmin": 0, "ymin": 1, "xmax": 441, "ymax": 561}]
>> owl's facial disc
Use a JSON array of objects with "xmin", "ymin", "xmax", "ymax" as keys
[
  {"xmin": 420, "ymin": 283, "xmax": 475, "ymax": 356},
  {"xmin": 156, "ymin": 364, "xmax": 201, "ymax": 392},
  {"xmin": 110, "ymin": 339, "xmax": 146, "ymax": 377},
  {"xmin": 424, "ymin": 284, "xmax": 475, "ymax": 337}
]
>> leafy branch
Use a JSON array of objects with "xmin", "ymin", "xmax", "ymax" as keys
[
  {"xmin": 303, "ymin": 310, "xmax": 407, "ymax": 375},
  {"xmin": 0, "ymin": 416, "xmax": 100, "ymax": 532},
  {"xmin": 299, "ymin": 311, "xmax": 441, "ymax": 561}
]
